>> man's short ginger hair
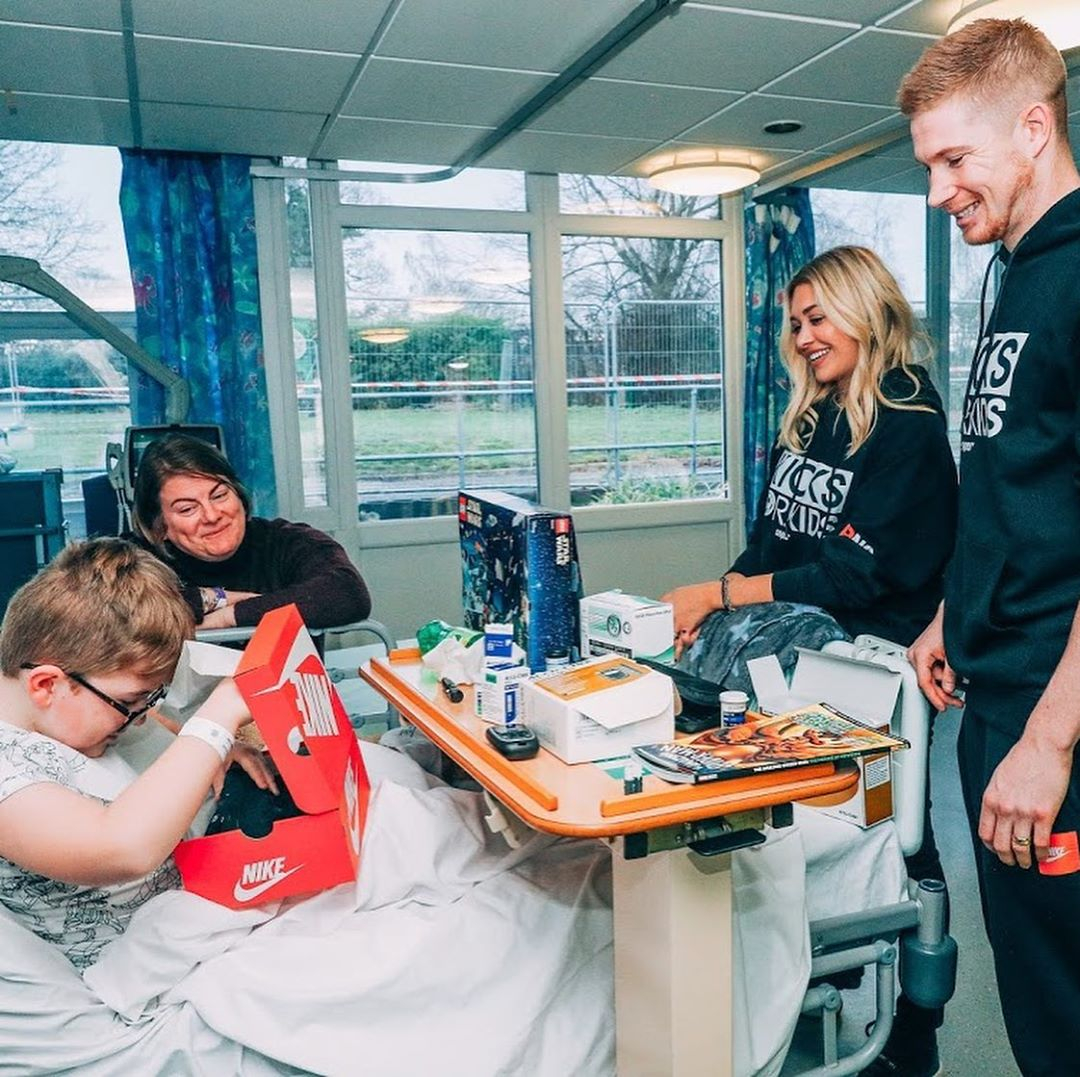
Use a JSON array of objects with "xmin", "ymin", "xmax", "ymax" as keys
[
  {"xmin": 0, "ymin": 538, "xmax": 194, "ymax": 680},
  {"xmin": 898, "ymin": 18, "xmax": 1069, "ymax": 140}
]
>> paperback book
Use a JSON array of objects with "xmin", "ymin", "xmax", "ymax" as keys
[{"xmin": 632, "ymin": 702, "xmax": 908, "ymax": 784}]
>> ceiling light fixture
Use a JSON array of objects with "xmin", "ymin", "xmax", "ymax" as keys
[
  {"xmin": 467, "ymin": 263, "xmax": 531, "ymax": 286},
  {"xmin": 947, "ymin": 0, "xmax": 1080, "ymax": 52},
  {"xmin": 410, "ymin": 297, "xmax": 465, "ymax": 316},
  {"xmin": 359, "ymin": 327, "xmax": 410, "ymax": 345},
  {"xmin": 644, "ymin": 150, "xmax": 760, "ymax": 196}
]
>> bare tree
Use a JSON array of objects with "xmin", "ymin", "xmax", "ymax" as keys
[{"xmin": 0, "ymin": 142, "xmax": 100, "ymax": 275}]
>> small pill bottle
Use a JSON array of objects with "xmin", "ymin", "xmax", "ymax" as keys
[
  {"xmin": 719, "ymin": 689, "xmax": 749, "ymax": 727},
  {"xmin": 544, "ymin": 650, "xmax": 570, "ymax": 671}
]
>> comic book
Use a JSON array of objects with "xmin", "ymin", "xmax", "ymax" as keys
[{"xmin": 632, "ymin": 702, "xmax": 908, "ymax": 784}]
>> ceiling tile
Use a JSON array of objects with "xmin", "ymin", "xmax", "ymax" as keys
[
  {"xmin": 0, "ymin": 92, "xmax": 131, "ymax": 145},
  {"xmin": 344, "ymin": 58, "xmax": 552, "ymax": 128},
  {"xmin": 863, "ymin": 164, "xmax": 928, "ymax": 194},
  {"xmin": 691, "ymin": 0, "xmax": 900, "ymax": 22},
  {"xmin": 379, "ymin": 0, "xmax": 634, "ymax": 72},
  {"xmin": 135, "ymin": 38, "xmax": 356, "ymax": 113},
  {"xmin": 807, "ymin": 150, "xmax": 920, "ymax": 189},
  {"xmin": 877, "ymin": 0, "xmax": 954, "ymax": 35},
  {"xmin": 527, "ymin": 79, "xmax": 740, "ymax": 140},
  {"xmin": 132, "ymin": 0, "xmax": 381, "ymax": 53},
  {"xmin": 138, "ymin": 102, "xmax": 325, "ymax": 155},
  {"xmin": 0, "ymin": 24, "xmax": 126, "ymax": 97},
  {"xmin": 481, "ymin": 130, "xmax": 660, "ymax": 175},
  {"xmin": 0, "ymin": 1, "xmax": 122, "ymax": 31},
  {"xmin": 684, "ymin": 94, "xmax": 892, "ymax": 152},
  {"xmin": 766, "ymin": 29, "xmax": 934, "ymax": 105},
  {"xmin": 601, "ymin": 6, "xmax": 856, "ymax": 91},
  {"xmin": 318, "ymin": 118, "xmax": 489, "ymax": 166}
]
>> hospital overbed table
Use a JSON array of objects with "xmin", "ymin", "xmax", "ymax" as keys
[{"xmin": 362, "ymin": 636, "xmax": 956, "ymax": 1077}]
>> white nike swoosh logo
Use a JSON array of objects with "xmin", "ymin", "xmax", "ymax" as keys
[{"xmin": 232, "ymin": 864, "xmax": 304, "ymax": 903}]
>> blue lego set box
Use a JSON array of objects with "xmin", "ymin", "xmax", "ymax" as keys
[{"xmin": 458, "ymin": 490, "xmax": 583, "ymax": 673}]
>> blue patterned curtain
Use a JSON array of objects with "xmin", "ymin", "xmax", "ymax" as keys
[
  {"xmin": 119, "ymin": 150, "xmax": 276, "ymax": 515},
  {"xmin": 742, "ymin": 188, "xmax": 815, "ymax": 533}
]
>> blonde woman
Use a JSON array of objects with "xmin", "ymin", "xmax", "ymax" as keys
[
  {"xmin": 664, "ymin": 245, "xmax": 958, "ymax": 1077},
  {"xmin": 665, "ymin": 245, "xmax": 957, "ymax": 657}
]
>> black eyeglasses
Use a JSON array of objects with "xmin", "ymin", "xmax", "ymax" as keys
[{"xmin": 21, "ymin": 665, "xmax": 169, "ymax": 731}]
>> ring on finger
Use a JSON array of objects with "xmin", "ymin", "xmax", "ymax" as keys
[{"xmin": 1011, "ymin": 835, "xmax": 1032, "ymax": 847}]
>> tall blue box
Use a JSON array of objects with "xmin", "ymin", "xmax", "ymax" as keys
[{"xmin": 459, "ymin": 490, "xmax": 582, "ymax": 672}]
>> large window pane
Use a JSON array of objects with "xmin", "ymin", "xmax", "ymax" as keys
[
  {"xmin": 559, "ymin": 174, "xmax": 720, "ymax": 219},
  {"xmin": 561, "ymin": 234, "xmax": 724, "ymax": 506},
  {"xmin": 0, "ymin": 142, "xmax": 133, "ymax": 536},
  {"xmin": 343, "ymin": 229, "xmax": 536, "ymax": 520},
  {"xmin": 810, "ymin": 190, "xmax": 927, "ymax": 314}
]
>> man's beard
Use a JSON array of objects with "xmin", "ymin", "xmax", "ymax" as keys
[{"xmin": 963, "ymin": 153, "xmax": 1035, "ymax": 246}]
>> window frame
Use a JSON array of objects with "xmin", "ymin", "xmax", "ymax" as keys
[{"xmin": 254, "ymin": 166, "xmax": 746, "ymax": 552}]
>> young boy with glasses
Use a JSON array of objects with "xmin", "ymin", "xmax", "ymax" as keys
[{"xmin": 0, "ymin": 538, "xmax": 272, "ymax": 968}]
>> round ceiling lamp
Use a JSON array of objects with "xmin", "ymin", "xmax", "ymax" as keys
[
  {"xmin": 947, "ymin": 0, "xmax": 1080, "ymax": 52},
  {"xmin": 645, "ymin": 150, "xmax": 760, "ymax": 196},
  {"xmin": 467, "ymin": 263, "xmax": 531, "ymax": 286},
  {"xmin": 410, "ymin": 296, "xmax": 464, "ymax": 316},
  {"xmin": 359, "ymin": 327, "xmax": 410, "ymax": 345}
]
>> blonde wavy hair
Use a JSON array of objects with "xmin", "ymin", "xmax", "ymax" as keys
[{"xmin": 777, "ymin": 245, "xmax": 933, "ymax": 457}]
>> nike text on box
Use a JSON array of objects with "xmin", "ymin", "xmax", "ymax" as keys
[{"xmin": 173, "ymin": 604, "xmax": 371, "ymax": 909}]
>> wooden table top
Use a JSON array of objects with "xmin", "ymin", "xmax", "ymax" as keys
[{"xmin": 361, "ymin": 650, "xmax": 859, "ymax": 838}]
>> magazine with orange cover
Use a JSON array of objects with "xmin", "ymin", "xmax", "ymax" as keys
[{"xmin": 632, "ymin": 702, "xmax": 908, "ymax": 784}]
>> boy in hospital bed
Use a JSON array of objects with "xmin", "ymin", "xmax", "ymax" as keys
[{"xmin": 0, "ymin": 537, "xmax": 274, "ymax": 969}]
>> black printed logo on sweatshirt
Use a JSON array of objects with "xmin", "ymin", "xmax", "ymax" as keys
[
  {"xmin": 960, "ymin": 331, "xmax": 1028, "ymax": 446},
  {"xmin": 764, "ymin": 450, "xmax": 853, "ymax": 540}
]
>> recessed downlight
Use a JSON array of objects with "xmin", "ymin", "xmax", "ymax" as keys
[{"xmin": 763, "ymin": 120, "xmax": 803, "ymax": 135}]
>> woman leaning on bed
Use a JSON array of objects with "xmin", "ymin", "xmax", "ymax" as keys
[
  {"xmin": 131, "ymin": 433, "xmax": 372, "ymax": 631},
  {"xmin": 664, "ymin": 244, "xmax": 958, "ymax": 1071},
  {"xmin": 664, "ymin": 244, "xmax": 958, "ymax": 662}
]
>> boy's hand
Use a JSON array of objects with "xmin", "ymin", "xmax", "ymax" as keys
[
  {"xmin": 196, "ymin": 677, "xmax": 252, "ymax": 736},
  {"xmin": 212, "ymin": 744, "xmax": 280, "ymax": 798}
]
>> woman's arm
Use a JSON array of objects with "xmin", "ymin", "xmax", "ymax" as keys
[
  {"xmin": 231, "ymin": 521, "xmax": 373, "ymax": 629},
  {"xmin": 0, "ymin": 679, "xmax": 250, "ymax": 887}
]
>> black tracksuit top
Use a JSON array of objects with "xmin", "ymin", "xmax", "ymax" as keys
[
  {"xmin": 732, "ymin": 366, "xmax": 958, "ymax": 646},
  {"xmin": 944, "ymin": 187, "xmax": 1080, "ymax": 719}
]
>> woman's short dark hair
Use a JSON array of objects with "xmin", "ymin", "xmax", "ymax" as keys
[{"xmin": 132, "ymin": 433, "xmax": 251, "ymax": 547}]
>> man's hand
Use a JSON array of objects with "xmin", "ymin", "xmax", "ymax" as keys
[
  {"xmin": 908, "ymin": 604, "xmax": 963, "ymax": 711},
  {"xmin": 661, "ymin": 581, "xmax": 722, "ymax": 659},
  {"xmin": 979, "ymin": 732, "xmax": 1072, "ymax": 868}
]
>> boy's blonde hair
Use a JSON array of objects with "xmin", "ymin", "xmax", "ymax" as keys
[
  {"xmin": 898, "ymin": 17, "xmax": 1069, "ymax": 140},
  {"xmin": 0, "ymin": 539, "xmax": 194, "ymax": 680},
  {"xmin": 778, "ymin": 246, "xmax": 932, "ymax": 457}
]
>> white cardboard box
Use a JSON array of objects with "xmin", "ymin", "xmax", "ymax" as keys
[
  {"xmin": 523, "ymin": 654, "xmax": 675, "ymax": 764},
  {"xmin": 747, "ymin": 647, "xmax": 902, "ymax": 830},
  {"xmin": 580, "ymin": 590, "xmax": 675, "ymax": 662}
]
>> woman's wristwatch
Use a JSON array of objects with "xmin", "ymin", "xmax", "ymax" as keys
[{"xmin": 201, "ymin": 585, "xmax": 228, "ymax": 615}]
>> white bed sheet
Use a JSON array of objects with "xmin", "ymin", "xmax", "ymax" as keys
[{"xmin": 0, "ymin": 739, "xmax": 906, "ymax": 1077}]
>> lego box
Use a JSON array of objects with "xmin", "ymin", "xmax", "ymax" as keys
[
  {"xmin": 173, "ymin": 604, "xmax": 371, "ymax": 908},
  {"xmin": 459, "ymin": 490, "xmax": 583, "ymax": 672},
  {"xmin": 523, "ymin": 655, "xmax": 675, "ymax": 764},
  {"xmin": 580, "ymin": 589, "xmax": 675, "ymax": 662}
]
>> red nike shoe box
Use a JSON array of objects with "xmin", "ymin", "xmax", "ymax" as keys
[{"xmin": 173, "ymin": 604, "xmax": 371, "ymax": 908}]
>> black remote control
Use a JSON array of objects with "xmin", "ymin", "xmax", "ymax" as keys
[{"xmin": 485, "ymin": 723, "xmax": 540, "ymax": 760}]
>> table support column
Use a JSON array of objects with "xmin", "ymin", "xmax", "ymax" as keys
[{"xmin": 612, "ymin": 843, "xmax": 734, "ymax": 1077}]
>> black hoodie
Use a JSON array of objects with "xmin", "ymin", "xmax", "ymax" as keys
[
  {"xmin": 732, "ymin": 366, "xmax": 957, "ymax": 646},
  {"xmin": 943, "ymin": 188, "xmax": 1080, "ymax": 720}
]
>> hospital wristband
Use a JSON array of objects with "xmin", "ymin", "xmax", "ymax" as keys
[{"xmin": 178, "ymin": 716, "xmax": 235, "ymax": 763}]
